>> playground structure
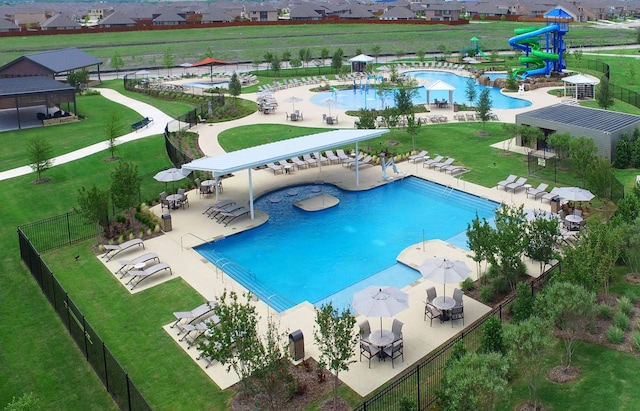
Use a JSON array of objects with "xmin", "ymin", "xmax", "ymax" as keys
[
  {"xmin": 508, "ymin": 8, "xmax": 570, "ymax": 79},
  {"xmin": 470, "ymin": 37, "xmax": 488, "ymax": 59}
]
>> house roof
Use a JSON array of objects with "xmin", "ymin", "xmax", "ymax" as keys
[
  {"xmin": 0, "ymin": 76, "xmax": 74, "ymax": 98},
  {"xmin": 0, "ymin": 48, "xmax": 101, "ymax": 75},
  {"xmin": 99, "ymin": 11, "xmax": 136, "ymax": 26},
  {"xmin": 516, "ymin": 104, "xmax": 640, "ymax": 134},
  {"xmin": 40, "ymin": 13, "xmax": 80, "ymax": 29}
]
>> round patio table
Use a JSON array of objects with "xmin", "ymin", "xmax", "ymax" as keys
[
  {"xmin": 368, "ymin": 330, "xmax": 395, "ymax": 359},
  {"xmin": 432, "ymin": 296, "xmax": 456, "ymax": 321}
]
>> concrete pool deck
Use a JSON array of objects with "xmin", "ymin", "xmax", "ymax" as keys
[{"xmin": 96, "ymin": 72, "xmax": 563, "ymax": 396}]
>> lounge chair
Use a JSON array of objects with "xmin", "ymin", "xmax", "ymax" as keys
[
  {"xmin": 408, "ymin": 150, "xmax": 428, "ymax": 163},
  {"xmin": 432, "ymin": 157, "xmax": 455, "ymax": 170},
  {"xmin": 171, "ymin": 300, "xmax": 217, "ymax": 332},
  {"xmin": 526, "ymin": 183, "xmax": 549, "ymax": 199},
  {"xmin": 203, "ymin": 200, "xmax": 235, "ymax": 216},
  {"xmin": 325, "ymin": 150, "xmax": 341, "ymax": 164},
  {"xmin": 496, "ymin": 174, "xmax": 517, "ymax": 190},
  {"xmin": 444, "ymin": 165, "xmax": 467, "ymax": 175},
  {"xmin": 277, "ymin": 160, "xmax": 293, "ymax": 173},
  {"xmin": 423, "ymin": 155, "xmax": 443, "ymax": 168},
  {"xmin": 290, "ymin": 156, "xmax": 308, "ymax": 169},
  {"xmin": 303, "ymin": 153, "xmax": 318, "ymax": 167},
  {"xmin": 102, "ymin": 238, "xmax": 145, "ymax": 261},
  {"xmin": 218, "ymin": 207, "xmax": 251, "ymax": 226},
  {"xmin": 313, "ymin": 152, "xmax": 330, "ymax": 165},
  {"xmin": 505, "ymin": 177, "xmax": 527, "ymax": 193},
  {"xmin": 541, "ymin": 187, "xmax": 560, "ymax": 203},
  {"xmin": 266, "ymin": 162, "xmax": 283, "ymax": 175},
  {"xmin": 342, "ymin": 153, "xmax": 364, "ymax": 167},
  {"xmin": 212, "ymin": 204, "xmax": 245, "ymax": 220},
  {"xmin": 126, "ymin": 262, "xmax": 172, "ymax": 290},
  {"xmin": 349, "ymin": 155, "xmax": 372, "ymax": 169},
  {"xmin": 335, "ymin": 149, "xmax": 351, "ymax": 163},
  {"xmin": 179, "ymin": 316, "xmax": 220, "ymax": 347},
  {"xmin": 116, "ymin": 252, "xmax": 160, "ymax": 278}
]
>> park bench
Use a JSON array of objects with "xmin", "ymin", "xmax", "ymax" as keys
[{"xmin": 131, "ymin": 117, "xmax": 153, "ymax": 131}]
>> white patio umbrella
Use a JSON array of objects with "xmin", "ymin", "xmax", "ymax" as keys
[
  {"xmin": 554, "ymin": 187, "xmax": 595, "ymax": 202},
  {"xmin": 352, "ymin": 286, "xmax": 409, "ymax": 337},
  {"xmin": 418, "ymin": 258, "xmax": 471, "ymax": 296},
  {"xmin": 284, "ymin": 96, "xmax": 303, "ymax": 111},
  {"xmin": 153, "ymin": 168, "xmax": 191, "ymax": 193},
  {"xmin": 324, "ymin": 99, "xmax": 337, "ymax": 117},
  {"xmin": 524, "ymin": 208, "xmax": 560, "ymax": 222}
]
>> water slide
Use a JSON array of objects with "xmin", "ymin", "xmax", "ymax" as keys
[{"xmin": 508, "ymin": 25, "xmax": 560, "ymax": 79}]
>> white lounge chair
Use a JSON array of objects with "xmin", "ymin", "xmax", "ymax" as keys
[
  {"xmin": 116, "ymin": 252, "xmax": 160, "ymax": 278},
  {"xmin": 423, "ymin": 155, "xmax": 443, "ymax": 168},
  {"xmin": 497, "ymin": 174, "xmax": 517, "ymax": 190},
  {"xmin": 102, "ymin": 239, "xmax": 145, "ymax": 261},
  {"xmin": 526, "ymin": 183, "xmax": 549, "ymax": 199},
  {"xmin": 313, "ymin": 152, "xmax": 330, "ymax": 165},
  {"xmin": 408, "ymin": 150, "xmax": 428, "ymax": 163},
  {"xmin": 349, "ymin": 155, "xmax": 372, "ymax": 169},
  {"xmin": 217, "ymin": 207, "xmax": 251, "ymax": 226},
  {"xmin": 290, "ymin": 156, "xmax": 308, "ymax": 169},
  {"xmin": 505, "ymin": 177, "xmax": 527, "ymax": 193},
  {"xmin": 432, "ymin": 157, "xmax": 455, "ymax": 170},
  {"xmin": 266, "ymin": 162, "xmax": 283, "ymax": 175},
  {"xmin": 335, "ymin": 149, "xmax": 351, "ymax": 163},
  {"xmin": 303, "ymin": 153, "xmax": 318, "ymax": 167},
  {"xmin": 127, "ymin": 263, "xmax": 172, "ymax": 290},
  {"xmin": 324, "ymin": 150, "xmax": 341, "ymax": 164},
  {"xmin": 171, "ymin": 301, "xmax": 217, "ymax": 332},
  {"xmin": 541, "ymin": 187, "xmax": 560, "ymax": 203}
]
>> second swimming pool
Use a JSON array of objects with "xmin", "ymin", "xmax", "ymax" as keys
[{"xmin": 196, "ymin": 177, "xmax": 498, "ymax": 312}]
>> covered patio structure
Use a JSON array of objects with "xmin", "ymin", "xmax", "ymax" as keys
[
  {"xmin": 349, "ymin": 54, "xmax": 375, "ymax": 73},
  {"xmin": 425, "ymin": 79, "xmax": 455, "ymax": 107},
  {"xmin": 562, "ymin": 73, "xmax": 597, "ymax": 100},
  {"xmin": 181, "ymin": 128, "xmax": 389, "ymax": 219}
]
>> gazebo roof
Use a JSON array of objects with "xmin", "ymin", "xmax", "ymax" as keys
[
  {"xmin": 425, "ymin": 80, "xmax": 456, "ymax": 91},
  {"xmin": 349, "ymin": 54, "xmax": 375, "ymax": 63},
  {"xmin": 562, "ymin": 74, "xmax": 598, "ymax": 85}
]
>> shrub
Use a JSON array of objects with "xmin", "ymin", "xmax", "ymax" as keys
[
  {"xmin": 511, "ymin": 281, "xmax": 535, "ymax": 323},
  {"xmin": 492, "ymin": 275, "xmax": 509, "ymax": 295},
  {"xmin": 479, "ymin": 316, "xmax": 506, "ymax": 355},
  {"xmin": 617, "ymin": 296, "xmax": 635, "ymax": 318},
  {"xmin": 596, "ymin": 303, "xmax": 613, "ymax": 320},
  {"xmin": 480, "ymin": 284, "xmax": 494, "ymax": 303},
  {"xmin": 613, "ymin": 311, "xmax": 631, "ymax": 331},
  {"xmin": 633, "ymin": 331, "xmax": 640, "ymax": 351},
  {"xmin": 607, "ymin": 326, "xmax": 625, "ymax": 344},
  {"xmin": 623, "ymin": 290, "xmax": 638, "ymax": 304},
  {"xmin": 460, "ymin": 277, "xmax": 475, "ymax": 292}
]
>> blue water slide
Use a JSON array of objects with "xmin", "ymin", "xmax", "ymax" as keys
[
  {"xmin": 507, "ymin": 24, "xmax": 559, "ymax": 50},
  {"xmin": 508, "ymin": 25, "xmax": 560, "ymax": 79}
]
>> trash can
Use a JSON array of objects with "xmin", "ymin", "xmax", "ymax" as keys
[
  {"xmin": 289, "ymin": 330, "xmax": 304, "ymax": 361},
  {"xmin": 550, "ymin": 196, "xmax": 560, "ymax": 214},
  {"xmin": 161, "ymin": 214, "xmax": 172, "ymax": 232}
]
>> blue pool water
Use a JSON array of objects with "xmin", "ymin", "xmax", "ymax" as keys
[
  {"xmin": 310, "ymin": 70, "xmax": 530, "ymax": 111},
  {"xmin": 184, "ymin": 81, "xmax": 229, "ymax": 89},
  {"xmin": 196, "ymin": 177, "xmax": 498, "ymax": 312}
]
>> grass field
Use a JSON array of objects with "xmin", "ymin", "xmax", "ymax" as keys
[{"xmin": 2, "ymin": 21, "xmax": 640, "ymax": 410}]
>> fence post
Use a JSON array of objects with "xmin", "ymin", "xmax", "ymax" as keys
[
  {"xmin": 103, "ymin": 342, "xmax": 109, "ymax": 392},
  {"xmin": 83, "ymin": 315, "xmax": 89, "ymax": 361},
  {"xmin": 417, "ymin": 365, "xmax": 421, "ymax": 410},
  {"xmin": 67, "ymin": 212, "xmax": 72, "ymax": 246},
  {"xmin": 126, "ymin": 374, "xmax": 132, "ymax": 411}
]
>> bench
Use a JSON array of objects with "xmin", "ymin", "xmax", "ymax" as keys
[{"xmin": 131, "ymin": 117, "xmax": 153, "ymax": 131}]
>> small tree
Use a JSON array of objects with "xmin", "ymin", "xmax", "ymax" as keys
[
  {"xmin": 406, "ymin": 113, "xmax": 422, "ymax": 150},
  {"xmin": 511, "ymin": 281, "xmax": 535, "ymax": 323},
  {"xmin": 105, "ymin": 110, "xmax": 123, "ymax": 160},
  {"xmin": 77, "ymin": 184, "xmax": 110, "ymax": 242},
  {"xmin": 524, "ymin": 212, "xmax": 561, "ymax": 273},
  {"xmin": 416, "ymin": 50, "xmax": 426, "ymax": 64},
  {"xmin": 228, "ymin": 73, "xmax": 242, "ymax": 105},
  {"xmin": 475, "ymin": 89, "xmax": 492, "ymax": 132},
  {"xmin": 269, "ymin": 53, "xmax": 281, "ymax": 78},
  {"xmin": 536, "ymin": 281, "xmax": 595, "ymax": 367},
  {"xmin": 479, "ymin": 315, "xmax": 506, "ymax": 355},
  {"xmin": 263, "ymin": 51, "xmax": 273, "ymax": 75},
  {"xmin": 281, "ymin": 50, "xmax": 291, "ymax": 70},
  {"xmin": 569, "ymin": 136, "xmax": 597, "ymax": 187},
  {"xmin": 371, "ymin": 45, "xmax": 382, "ymax": 64},
  {"xmin": 465, "ymin": 77, "xmax": 477, "ymax": 107},
  {"xmin": 436, "ymin": 44, "xmax": 447, "ymax": 61},
  {"xmin": 313, "ymin": 303, "xmax": 358, "ymax": 410},
  {"xmin": 110, "ymin": 51, "xmax": 125, "ymax": 78},
  {"xmin": 110, "ymin": 160, "xmax": 140, "ymax": 222},
  {"xmin": 163, "ymin": 48, "xmax": 174, "ymax": 76},
  {"xmin": 27, "ymin": 137, "xmax": 54, "ymax": 183},
  {"xmin": 331, "ymin": 48, "xmax": 344, "ymax": 73},
  {"xmin": 546, "ymin": 131, "xmax": 572, "ymax": 160},
  {"xmin": 490, "ymin": 204, "xmax": 528, "ymax": 291},
  {"xmin": 67, "ymin": 68, "xmax": 89, "ymax": 91},
  {"xmin": 290, "ymin": 58, "xmax": 302, "ymax": 74},
  {"xmin": 505, "ymin": 316, "xmax": 555, "ymax": 410},
  {"xmin": 320, "ymin": 48, "xmax": 330, "ymax": 67},
  {"xmin": 356, "ymin": 110, "xmax": 377, "ymax": 129},
  {"xmin": 466, "ymin": 213, "xmax": 494, "ymax": 282},
  {"xmin": 302, "ymin": 48, "xmax": 313, "ymax": 71},
  {"xmin": 596, "ymin": 75, "xmax": 614, "ymax": 110}
]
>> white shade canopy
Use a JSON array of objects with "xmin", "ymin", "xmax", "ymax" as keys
[{"xmin": 348, "ymin": 54, "xmax": 375, "ymax": 63}]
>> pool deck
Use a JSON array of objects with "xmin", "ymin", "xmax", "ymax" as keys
[{"xmin": 99, "ymin": 70, "xmax": 563, "ymax": 396}]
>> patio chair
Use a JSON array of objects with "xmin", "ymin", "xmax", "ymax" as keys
[
  {"xmin": 324, "ymin": 150, "xmax": 341, "ymax": 164},
  {"xmin": 126, "ymin": 262, "xmax": 172, "ymax": 290},
  {"xmin": 348, "ymin": 155, "xmax": 372, "ymax": 170},
  {"xmin": 203, "ymin": 200, "xmax": 235, "ymax": 216},
  {"xmin": 116, "ymin": 252, "xmax": 160, "ymax": 278},
  {"xmin": 432, "ymin": 157, "xmax": 455, "ymax": 171},
  {"xmin": 212, "ymin": 204, "xmax": 245, "ymax": 220},
  {"xmin": 335, "ymin": 149, "xmax": 351, "ymax": 163},
  {"xmin": 290, "ymin": 156, "xmax": 308, "ymax": 169},
  {"xmin": 450, "ymin": 305, "xmax": 464, "ymax": 327},
  {"xmin": 359, "ymin": 341, "xmax": 380, "ymax": 368},
  {"xmin": 408, "ymin": 150, "xmax": 428, "ymax": 163},
  {"xmin": 179, "ymin": 316, "xmax": 220, "ymax": 348},
  {"xmin": 424, "ymin": 303, "xmax": 442, "ymax": 326},
  {"xmin": 383, "ymin": 340, "xmax": 404, "ymax": 368},
  {"xmin": 526, "ymin": 183, "xmax": 549, "ymax": 199},
  {"xmin": 359, "ymin": 320, "xmax": 372, "ymax": 343},
  {"xmin": 541, "ymin": 187, "xmax": 560, "ymax": 203},
  {"xmin": 194, "ymin": 178, "xmax": 201, "ymax": 195},
  {"xmin": 391, "ymin": 318, "xmax": 404, "ymax": 342},
  {"xmin": 266, "ymin": 162, "xmax": 284, "ymax": 175},
  {"xmin": 505, "ymin": 177, "xmax": 527, "ymax": 193},
  {"xmin": 218, "ymin": 207, "xmax": 251, "ymax": 226},
  {"xmin": 453, "ymin": 288, "xmax": 464, "ymax": 308},
  {"xmin": 303, "ymin": 153, "xmax": 318, "ymax": 167},
  {"xmin": 102, "ymin": 238, "xmax": 145, "ymax": 261},
  {"xmin": 160, "ymin": 191, "xmax": 171, "ymax": 211},
  {"xmin": 423, "ymin": 155, "xmax": 443, "ymax": 168},
  {"xmin": 179, "ymin": 193, "xmax": 189, "ymax": 209},
  {"xmin": 313, "ymin": 152, "xmax": 330, "ymax": 165},
  {"xmin": 171, "ymin": 301, "xmax": 217, "ymax": 332},
  {"xmin": 497, "ymin": 174, "xmax": 517, "ymax": 190},
  {"xmin": 426, "ymin": 286, "xmax": 437, "ymax": 304}
]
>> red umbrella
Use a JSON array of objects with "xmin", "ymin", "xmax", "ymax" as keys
[{"xmin": 191, "ymin": 57, "xmax": 231, "ymax": 80}]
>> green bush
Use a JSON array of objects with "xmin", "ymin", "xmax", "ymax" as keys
[
  {"xmin": 623, "ymin": 290, "xmax": 638, "ymax": 304},
  {"xmin": 460, "ymin": 277, "xmax": 475, "ymax": 292},
  {"xmin": 479, "ymin": 316, "xmax": 506, "ymax": 355},
  {"xmin": 607, "ymin": 326, "xmax": 625, "ymax": 344},
  {"xmin": 633, "ymin": 331, "xmax": 640, "ymax": 351},
  {"xmin": 492, "ymin": 275, "xmax": 509, "ymax": 295},
  {"xmin": 479, "ymin": 284, "xmax": 494, "ymax": 303},
  {"xmin": 617, "ymin": 296, "xmax": 635, "ymax": 318},
  {"xmin": 596, "ymin": 303, "xmax": 613, "ymax": 320},
  {"xmin": 614, "ymin": 310, "xmax": 631, "ymax": 331},
  {"xmin": 511, "ymin": 281, "xmax": 535, "ymax": 323}
]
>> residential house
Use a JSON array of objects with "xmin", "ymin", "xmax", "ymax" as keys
[{"xmin": 244, "ymin": 4, "xmax": 278, "ymax": 22}]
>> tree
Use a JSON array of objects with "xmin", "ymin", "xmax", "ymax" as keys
[
  {"xmin": 569, "ymin": 136, "xmax": 597, "ymax": 187},
  {"xmin": 620, "ymin": 217, "xmax": 640, "ymax": 276},
  {"xmin": 313, "ymin": 303, "xmax": 358, "ymax": 410},
  {"xmin": 290, "ymin": 58, "xmax": 302, "ymax": 74},
  {"xmin": 524, "ymin": 211, "xmax": 561, "ymax": 273},
  {"xmin": 536, "ymin": 281, "xmax": 595, "ymax": 367},
  {"xmin": 27, "ymin": 137, "xmax": 54, "ymax": 183},
  {"xmin": 416, "ymin": 50, "xmax": 426, "ymax": 64},
  {"xmin": 465, "ymin": 77, "xmax": 477, "ymax": 106},
  {"xmin": 505, "ymin": 316, "xmax": 555, "ymax": 411},
  {"xmin": 437, "ymin": 44, "xmax": 447, "ymax": 61},
  {"xmin": 163, "ymin": 48, "xmax": 174, "ymax": 76},
  {"xmin": 269, "ymin": 53, "xmax": 281, "ymax": 78},
  {"xmin": 110, "ymin": 160, "xmax": 140, "ymax": 222},
  {"xmin": 479, "ymin": 315, "xmax": 506, "ymax": 355},
  {"xmin": 77, "ymin": 184, "xmax": 110, "ymax": 242},
  {"xmin": 613, "ymin": 133, "xmax": 632, "ymax": 168},
  {"xmin": 331, "ymin": 48, "xmax": 344, "ymax": 74},
  {"xmin": 475, "ymin": 89, "xmax": 492, "ymax": 132},
  {"xmin": 302, "ymin": 48, "xmax": 313, "ymax": 71},
  {"xmin": 67, "ymin": 68, "xmax": 89, "ymax": 91},
  {"xmin": 394, "ymin": 83, "xmax": 417, "ymax": 118},
  {"xmin": 110, "ymin": 51, "xmax": 125, "ymax": 78},
  {"xmin": 489, "ymin": 50, "xmax": 499, "ymax": 62},
  {"xmin": 320, "ymin": 48, "xmax": 330, "ymax": 67},
  {"xmin": 546, "ymin": 131, "xmax": 572, "ymax": 160},
  {"xmin": 263, "ymin": 51, "xmax": 273, "ymax": 75},
  {"xmin": 490, "ymin": 204, "xmax": 528, "ymax": 291},
  {"xmin": 228, "ymin": 73, "xmax": 242, "ymax": 105},
  {"xmin": 505, "ymin": 70, "xmax": 518, "ymax": 91},
  {"xmin": 395, "ymin": 50, "xmax": 405, "ymax": 63},
  {"xmin": 511, "ymin": 281, "xmax": 535, "ymax": 323},
  {"xmin": 406, "ymin": 113, "xmax": 422, "ymax": 149},
  {"xmin": 466, "ymin": 213, "xmax": 494, "ymax": 281},
  {"xmin": 371, "ymin": 45, "xmax": 382, "ymax": 64},
  {"xmin": 105, "ymin": 110, "xmax": 123, "ymax": 160},
  {"xmin": 586, "ymin": 156, "xmax": 615, "ymax": 215},
  {"xmin": 356, "ymin": 110, "xmax": 376, "ymax": 129},
  {"xmin": 596, "ymin": 75, "xmax": 614, "ymax": 110},
  {"xmin": 251, "ymin": 58, "xmax": 261, "ymax": 73},
  {"xmin": 281, "ymin": 50, "xmax": 291, "ymax": 70}
]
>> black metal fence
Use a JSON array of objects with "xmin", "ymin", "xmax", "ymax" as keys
[
  {"xmin": 164, "ymin": 125, "xmax": 194, "ymax": 168},
  {"xmin": 353, "ymin": 263, "xmax": 558, "ymax": 411},
  {"xmin": 18, "ymin": 211, "xmax": 97, "ymax": 253},
  {"xmin": 17, "ymin": 228, "xmax": 152, "ymax": 411}
]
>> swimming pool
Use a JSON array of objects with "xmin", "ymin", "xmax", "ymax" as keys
[
  {"xmin": 196, "ymin": 177, "xmax": 498, "ymax": 312},
  {"xmin": 310, "ymin": 70, "xmax": 531, "ymax": 111},
  {"xmin": 184, "ymin": 81, "xmax": 229, "ymax": 89}
]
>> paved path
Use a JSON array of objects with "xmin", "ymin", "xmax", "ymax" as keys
[{"xmin": 0, "ymin": 88, "xmax": 174, "ymax": 181}]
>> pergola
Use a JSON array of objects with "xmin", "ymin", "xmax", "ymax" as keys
[
  {"xmin": 349, "ymin": 54, "xmax": 375, "ymax": 73},
  {"xmin": 425, "ymin": 80, "xmax": 455, "ymax": 106},
  {"xmin": 181, "ymin": 129, "xmax": 389, "ymax": 219},
  {"xmin": 562, "ymin": 73, "xmax": 597, "ymax": 100}
]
